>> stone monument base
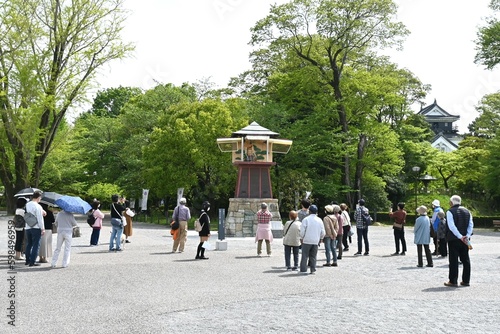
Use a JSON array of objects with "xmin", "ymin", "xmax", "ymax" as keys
[
  {"xmin": 225, "ymin": 198, "xmax": 281, "ymax": 237},
  {"xmin": 216, "ymin": 240, "xmax": 228, "ymax": 251}
]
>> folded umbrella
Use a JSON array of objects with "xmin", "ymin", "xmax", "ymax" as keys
[
  {"xmin": 40, "ymin": 192, "xmax": 63, "ymax": 207},
  {"xmin": 55, "ymin": 195, "xmax": 92, "ymax": 214},
  {"xmin": 14, "ymin": 187, "xmax": 42, "ymax": 197}
]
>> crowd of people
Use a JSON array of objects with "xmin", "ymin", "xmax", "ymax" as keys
[
  {"xmin": 11, "ymin": 192, "xmax": 135, "ymax": 268},
  {"xmin": 279, "ymin": 196, "xmax": 473, "ymax": 286},
  {"xmin": 11, "ymin": 192, "xmax": 474, "ymax": 287}
]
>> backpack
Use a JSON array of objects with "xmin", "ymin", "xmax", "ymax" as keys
[
  {"xmin": 14, "ymin": 214, "xmax": 26, "ymax": 229},
  {"xmin": 24, "ymin": 212, "xmax": 39, "ymax": 228},
  {"xmin": 194, "ymin": 213, "xmax": 206, "ymax": 232},
  {"xmin": 87, "ymin": 210, "xmax": 96, "ymax": 227},
  {"xmin": 361, "ymin": 209, "xmax": 373, "ymax": 226}
]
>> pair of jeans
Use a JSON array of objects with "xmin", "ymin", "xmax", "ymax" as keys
[
  {"xmin": 448, "ymin": 239, "xmax": 471, "ymax": 284},
  {"xmin": 324, "ymin": 237, "xmax": 337, "ymax": 264},
  {"xmin": 300, "ymin": 244, "xmax": 318, "ymax": 273},
  {"xmin": 357, "ymin": 228, "xmax": 369, "ymax": 253},
  {"xmin": 25, "ymin": 228, "xmax": 41, "ymax": 265},
  {"xmin": 284, "ymin": 245, "xmax": 299, "ymax": 268},
  {"xmin": 394, "ymin": 228, "xmax": 407, "ymax": 253},
  {"xmin": 336, "ymin": 234, "xmax": 343, "ymax": 258},
  {"xmin": 109, "ymin": 220, "xmax": 123, "ymax": 250},
  {"xmin": 90, "ymin": 228, "xmax": 100, "ymax": 245}
]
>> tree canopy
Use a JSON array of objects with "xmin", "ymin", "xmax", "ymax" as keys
[{"xmin": 0, "ymin": 0, "xmax": 133, "ymax": 212}]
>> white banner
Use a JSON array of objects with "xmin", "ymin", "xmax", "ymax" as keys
[
  {"xmin": 141, "ymin": 189, "xmax": 149, "ymax": 210},
  {"xmin": 177, "ymin": 188, "xmax": 184, "ymax": 205}
]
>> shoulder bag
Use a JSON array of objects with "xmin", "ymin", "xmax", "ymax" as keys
[{"xmin": 111, "ymin": 204, "xmax": 126, "ymax": 227}]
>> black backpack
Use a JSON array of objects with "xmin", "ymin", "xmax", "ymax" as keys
[
  {"xmin": 361, "ymin": 209, "xmax": 373, "ymax": 226},
  {"xmin": 87, "ymin": 210, "xmax": 96, "ymax": 227},
  {"xmin": 14, "ymin": 214, "xmax": 26, "ymax": 229}
]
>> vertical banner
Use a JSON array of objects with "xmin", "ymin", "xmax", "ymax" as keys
[
  {"xmin": 177, "ymin": 188, "xmax": 184, "ymax": 205},
  {"xmin": 141, "ymin": 189, "xmax": 149, "ymax": 211}
]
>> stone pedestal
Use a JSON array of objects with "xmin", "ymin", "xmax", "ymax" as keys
[
  {"xmin": 216, "ymin": 240, "xmax": 228, "ymax": 251},
  {"xmin": 225, "ymin": 198, "xmax": 281, "ymax": 237}
]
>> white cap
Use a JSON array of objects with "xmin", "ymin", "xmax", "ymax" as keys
[
  {"xmin": 432, "ymin": 200, "xmax": 440, "ymax": 207},
  {"xmin": 179, "ymin": 197, "xmax": 186, "ymax": 204}
]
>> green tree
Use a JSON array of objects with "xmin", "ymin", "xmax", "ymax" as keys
[
  {"xmin": 475, "ymin": 0, "xmax": 500, "ymax": 69},
  {"xmin": 0, "ymin": 0, "xmax": 133, "ymax": 212},
  {"xmin": 88, "ymin": 86, "xmax": 142, "ymax": 118},
  {"xmin": 468, "ymin": 92, "xmax": 500, "ymax": 138},
  {"xmin": 143, "ymin": 98, "xmax": 248, "ymax": 209},
  {"xmin": 249, "ymin": 0, "xmax": 409, "ymax": 206}
]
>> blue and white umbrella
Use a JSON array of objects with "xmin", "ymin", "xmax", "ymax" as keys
[{"xmin": 55, "ymin": 195, "xmax": 92, "ymax": 214}]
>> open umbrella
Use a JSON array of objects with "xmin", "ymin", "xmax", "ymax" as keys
[
  {"xmin": 14, "ymin": 187, "xmax": 42, "ymax": 198},
  {"xmin": 40, "ymin": 192, "xmax": 63, "ymax": 207},
  {"xmin": 55, "ymin": 196, "xmax": 92, "ymax": 214}
]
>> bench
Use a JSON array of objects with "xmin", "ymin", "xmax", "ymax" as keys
[{"xmin": 493, "ymin": 220, "xmax": 500, "ymax": 230}]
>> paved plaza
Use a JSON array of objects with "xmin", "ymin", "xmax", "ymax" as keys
[{"xmin": 1, "ymin": 212, "xmax": 500, "ymax": 333}]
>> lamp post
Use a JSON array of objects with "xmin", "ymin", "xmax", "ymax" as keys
[{"xmin": 412, "ymin": 166, "xmax": 421, "ymax": 210}]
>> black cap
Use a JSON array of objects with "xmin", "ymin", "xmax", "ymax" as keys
[{"xmin": 309, "ymin": 205, "xmax": 318, "ymax": 214}]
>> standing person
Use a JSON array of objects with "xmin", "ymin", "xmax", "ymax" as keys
[
  {"xmin": 110, "ymin": 194, "xmax": 126, "ymax": 252},
  {"xmin": 299, "ymin": 205, "xmax": 325, "ymax": 274},
  {"xmin": 195, "ymin": 201, "xmax": 211, "ymax": 260},
  {"xmin": 389, "ymin": 202, "xmax": 407, "ymax": 256},
  {"xmin": 297, "ymin": 199, "xmax": 310, "ymax": 222},
  {"xmin": 322, "ymin": 205, "xmax": 338, "ymax": 267},
  {"xmin": 51, "ymin": 210, "xmax": 78, "ymax": 268},
  {"xmin": 414, "ymin": 206, "xmax": 433, "ymax": 268},
  {"xmin": 90, "ymin": 200, "xmax": 104, "ymax": 246},
  {"xmin": 283, "ymin": 210, "xmax": 301, "ymax": 270},
  {"xmin": 255, "ymin": 202, "xmax": 273, "ymax": 256},
  {"xmin": 444, "ymin": 195, "xmax": 474, "ymax": 287},
  {"xmin": 436, "ymin": 211, "xmax": 448, "ymax": 257},
  {"xmin": 430, "ymin": 200, "xmax": 444, "ymax": 255},
  {"xmin": 340, "ymin": 203, "xmax": 352, "ymax": 251},
  {"xmin": 172, "ymin": 197, "xmax": 191, "ymax": 253},
  {"xmin": 333, "ymin": 205, "xmax": 344, "ymax": 260},
  {"xmin": 14, "ymin": 197, "xmax": 27, "ymax": 261},
  {"xmin": 354, "ymin": 199, "xmax": 370, "ymax": 256},
  {"xmin": 123, "ymin": 200, "xmax": 134, "ymax": 244},
  {"xmin": 39, "ymin": 203, "xmax": 54, "ymax": 263},
  {"xmin": 24, "ymin": 191, "xmax": 45, "ymax": 267}
]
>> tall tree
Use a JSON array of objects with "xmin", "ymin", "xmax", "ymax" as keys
[
  {"xmin": 0, "ymin": 0, "xmax": 133, "ymax": 212},
  {"xmin": 475, "ymin": 0, "xmax": 500, "ymax": 69},
  {"xmin": 249, "ymin": 0, "xmax": 409, "ymax": 205},
  {"xmin": 143, "ymin": 98, "xmax": 248, "ymax": 209},
  {"xmin": 468, "ymin": 92, "xmax": 500, "ymax": 138}
]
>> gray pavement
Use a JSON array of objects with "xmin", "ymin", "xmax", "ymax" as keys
[{"xmin": 1, "ymin": 212, "xmax": 500, "ymax": 333}]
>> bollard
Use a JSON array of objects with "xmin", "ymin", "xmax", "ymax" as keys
[{"xmin": 216, "ymin": 208, "xmax": 227, "ymax": 250}]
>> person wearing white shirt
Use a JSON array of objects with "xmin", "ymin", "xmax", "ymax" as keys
[
  {"xmin": 299, "ymin": 205, "xmax": 325, "ymax": 274},
  {"xmin": 51, "ymin": 210, "xmax": 78, "ymax": 268},
  {"xmin": 24, "ymin": 191, "xmax": 45, "ymax": 267}
]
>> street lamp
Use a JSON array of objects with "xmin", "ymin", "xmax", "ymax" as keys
[{"xmin": 412, "ymin": 166, "xmax": 421, "ymax": 210}]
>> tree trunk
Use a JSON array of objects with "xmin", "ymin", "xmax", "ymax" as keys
[{"xmin": 355, "ymin": 134, "xmax": 369, "ymax": 202}]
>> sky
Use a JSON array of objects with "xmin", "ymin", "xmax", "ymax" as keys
[{"xmin": 94, "ymin": 0, "xmax": 500, "ymax": 133}]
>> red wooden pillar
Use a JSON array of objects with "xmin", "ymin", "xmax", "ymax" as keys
[{"xmin": 234, "ymin": 162, "xmax": 275, "ymax": 198}]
